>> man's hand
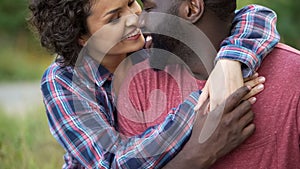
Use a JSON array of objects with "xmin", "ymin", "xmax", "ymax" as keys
[
  {"xmin": 195, "ymin": 59, "xmax": 265, "ymax": 111},
  {"xmin": 164, "ymin": 86, "xmax": 255, "ymax": 169}
]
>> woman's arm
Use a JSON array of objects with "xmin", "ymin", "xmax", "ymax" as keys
[
  {"xmin": 215, "ymin": 4, "xmax": 280, "ymax": 77},
  {"xmin": 42, "ymin": 69, "xmax": 199, "ymax": 168},
  {"xmin": 197, "ymin": 4, "xmax": 279, "ymax": 111}
]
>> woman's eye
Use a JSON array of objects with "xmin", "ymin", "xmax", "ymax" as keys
[{"xmin": 109, "ymin": 15, "xmax": 121, "ymax": 24}]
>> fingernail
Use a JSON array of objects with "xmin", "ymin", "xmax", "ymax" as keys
[
  {"xmin": 258, "ymin": 77, "xmax": 266, "ymax": 83},
  {"xmin": 249, "ymin": 97, "xmax": 257, "ymax": 104},
  {"xmin": 257, "ymin": 84, "xmax": 264, "ymax": 90},
  {"xmin": 254, "ymin": 73, "xmax": 259, "ymax": 77},
  {"xmin": 247, "ymin": 85, "xmax": 252, "ymax": 90}
]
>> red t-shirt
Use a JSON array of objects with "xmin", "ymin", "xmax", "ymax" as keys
[
  {"xmin": 211, "ymin": 44, "xmax": 300, "ymax": 168},
  {"xmin": 116, "ymin": 44, "xmax": 300, "ymax": 168},
  {"xmin": 115, "ymin": 60, "xmax": 205, "ymax": 136}
]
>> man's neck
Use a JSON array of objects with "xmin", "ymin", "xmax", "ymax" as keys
[
  {"xmin": 196, "ymin": 10, "xmax": 232, "ymax": 50},
  {"xmin": 187, "ymin": 10, "xmax": 232, "ymax": 79}
]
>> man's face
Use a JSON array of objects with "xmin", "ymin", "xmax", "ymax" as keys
[
  {"xmin": 142, "ymin": 0, "xmax": 180, "ymax": 15},
  {"xmin": 142, "ymin": 0, "xmax": 214, "ymax": 77},
  {"xmin": 141, "ymin": 0, "xmax": 182, "ymax": 49},
  {"xmin": 141, "ymin": 0, "xmax": 189, "ymax": 55}
]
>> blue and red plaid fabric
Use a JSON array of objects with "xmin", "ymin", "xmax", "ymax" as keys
[{"xmin": 215, "ymin": 5, "xmax": 280, "ymax": 77}]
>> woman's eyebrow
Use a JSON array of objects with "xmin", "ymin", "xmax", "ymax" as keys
[{"xmin": 104, "ymin": 7, "xmax": 122, "ymax": 17}]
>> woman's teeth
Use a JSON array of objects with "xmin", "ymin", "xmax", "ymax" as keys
[{"xmin": 125, "ymin": 29, "xmax": 140, "ymax": 39}]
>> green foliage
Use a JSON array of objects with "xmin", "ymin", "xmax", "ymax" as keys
[
  {"xmin": 0, "ymin": 36, "xmax": 53, "ymax": 82},
  {"xmin": 137, "ymin": 0, "xmax": 143, "ymax": 8},
  {"xmin": 0, "ymin": 109, "xmax": 65, "ymax": 169},
  {"xmin": 238, "ymin": 0, "xmax": 300, "ymax": 49},
  {"xmin": 0, "ymin": 0, "xmax": 29, "ymax": 34},
  {"xmin": 0, "ymin": 0, "xmax": 53, "ymax": 82}
]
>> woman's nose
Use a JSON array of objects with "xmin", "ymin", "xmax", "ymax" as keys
[
  {"xmin": 125, "ymin": 13, "xmax": 138, "ymax": 27},
  {"xmin": 125, "ymin": 2, "xmax": 142, "ymax": 27}
]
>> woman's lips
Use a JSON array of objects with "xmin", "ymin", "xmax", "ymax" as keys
[
  {"xmin": 126, "ymin": 33, "xmax": 141, "ymax": 40},
  {"xmin": 123, "ymin": 29, "xmax": 141, "ymax": 40}
]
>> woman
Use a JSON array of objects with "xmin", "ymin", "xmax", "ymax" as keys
[{"xmin": 29, "ymin": 0, "xmax": 277, "ymax": 168}]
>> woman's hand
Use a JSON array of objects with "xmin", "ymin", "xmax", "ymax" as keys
[{"xmin": 194, "ymin": 59, "xmax": 265, "ymax": 112}]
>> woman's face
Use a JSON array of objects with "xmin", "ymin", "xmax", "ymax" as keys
[{"xmin": 84, "ymin": 0, "xmax": 145, "ymax": 56}]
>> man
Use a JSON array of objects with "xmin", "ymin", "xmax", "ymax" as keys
[
  {"xmin": 116, "ymin": 2, "xmax": 279, "ymax": 136},
  {"xmin": 118, "ymin": 0, "xmax": 300, "ymax": 168}
]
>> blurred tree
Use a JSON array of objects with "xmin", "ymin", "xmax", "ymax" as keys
[
  {"xmin": 0, "ymin": 0, "xmax": 28, "ymax": 34},
  {"xmin": 137, "ymin": 0, "xmax": 143, "ymax": 8},
  {"xmin": 238, "ymin": 0, "xmax": 300, "ymax": 49},
  {"xmin": 0, "ymin": 0, "xmax": 298, "ymax": 48}
]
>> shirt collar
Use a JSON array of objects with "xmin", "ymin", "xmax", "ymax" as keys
[
  {"xmin": 73, "ymin": 49, "xmax": 150, "ymax": 88},
  {"xmin": 74, "ymin": 54, "xmax": 112, "ymax": 88}
]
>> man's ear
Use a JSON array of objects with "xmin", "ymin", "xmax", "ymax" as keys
[{"xmin": 179, "ymin": 0, "xmax": 204, "ymax": 23}]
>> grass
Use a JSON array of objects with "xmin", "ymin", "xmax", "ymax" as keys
[{"xmin": 0, "ymin": 108, "xmax": 65, "ymax": 169}]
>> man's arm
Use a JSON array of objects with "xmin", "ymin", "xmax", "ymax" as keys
[
  {"xmin": 164, "ymin": 86, "xmax": 255, "ymax": 169},
  {"xmin": 215, "ymin": 4, "xmax": 280, "ymax": 77}
]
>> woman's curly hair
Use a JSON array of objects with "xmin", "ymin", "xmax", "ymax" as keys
[{"xmin": 29, "ymin": 0, "xmax": 92, "ymax": 67}]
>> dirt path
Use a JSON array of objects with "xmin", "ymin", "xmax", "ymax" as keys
[{"xmin": 0, "ymin": 81, "xmax": 43, "ymax": 115}]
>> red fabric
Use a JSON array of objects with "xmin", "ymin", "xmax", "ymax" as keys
[
  {"xmin": 211, "ymin": 43, "xmax": 300, "ymax": 169},
  {"xmin": 116, "ymin": 62, "xmax": 205, "ymax": 136},
  {"xmin": 117, "ymin": 44, "xmax": 300, "ymax": 168}
]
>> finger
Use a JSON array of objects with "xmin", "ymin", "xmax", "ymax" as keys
[
  {"xmin": 230, "ymin": 100, "xmax": 252, "ymax": 120},
  {"xmin": 194, "ymin": 85, "xmax": 209, "ymax": 111},
  {"xmin": 247, "ymin": 97, "xmax": 257, "ymax": 105},
  {"xmin": 242, "ymin": 84, "xmax": 264, "ymax": 100},
  {"xmin": 194, "ymin": 99, "xmax": 210, "ymax": 120},
  {"xmin": 244, "ymin": 76, "xmax": 265, "ymax": 88},
  {"xmin": 243, "ymin": 72, "xmax": 259, "ymax": 82},
  {"xmin": 241, "ymin": 123, "xmax": 256, "ymax": 142},
  {"xmin": 223, "ymin": 86, "xmax": 251, "ymax": 114},
  {"xmin": 238, "ymin": 110, "xmax": 254, "ymax": 129}
]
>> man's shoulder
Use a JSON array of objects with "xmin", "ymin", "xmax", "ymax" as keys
[
  {"xmin": 259, "ymin": 43, "xmax": 300, "ymax": 88},
  {"xmin": 273, "ymin": 43, "xmax": 300, "ymax": 56},
  {"xmin": 263, "ymin": 43, "xmax": 300, "ymax": 69}
]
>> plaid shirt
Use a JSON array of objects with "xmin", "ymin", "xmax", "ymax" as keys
[
  {"xmin": 42, "ymin": 54, "xmax": 200, "ymax": 169},
  {"xmin": 41, "ymin": 5, "xmax": 279, "ymax": 169},
  {"xmin": 215, "ymin": 5, "xmax": 280, "ymax": 77}
]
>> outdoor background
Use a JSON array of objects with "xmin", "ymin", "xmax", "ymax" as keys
[{"xmin": 0, "ymin": 0, "xmax": 299, "ymax": 168}]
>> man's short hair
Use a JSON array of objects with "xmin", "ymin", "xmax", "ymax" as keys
[
  {"xmin": 172, "ymin": 0, "xmax": 236, "ymax": 21},
  {"xmin": 204, "ymin": 0, "xmax": 236, "ymax": 21}
]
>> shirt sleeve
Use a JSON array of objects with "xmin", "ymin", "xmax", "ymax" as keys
[
  {"xmin": 42, "ymin": 77, "xmax": 199, "ymax": 169},
  {"xmin": 215, "ymin": 4, "xmax": 280, "ymax": 77}
]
